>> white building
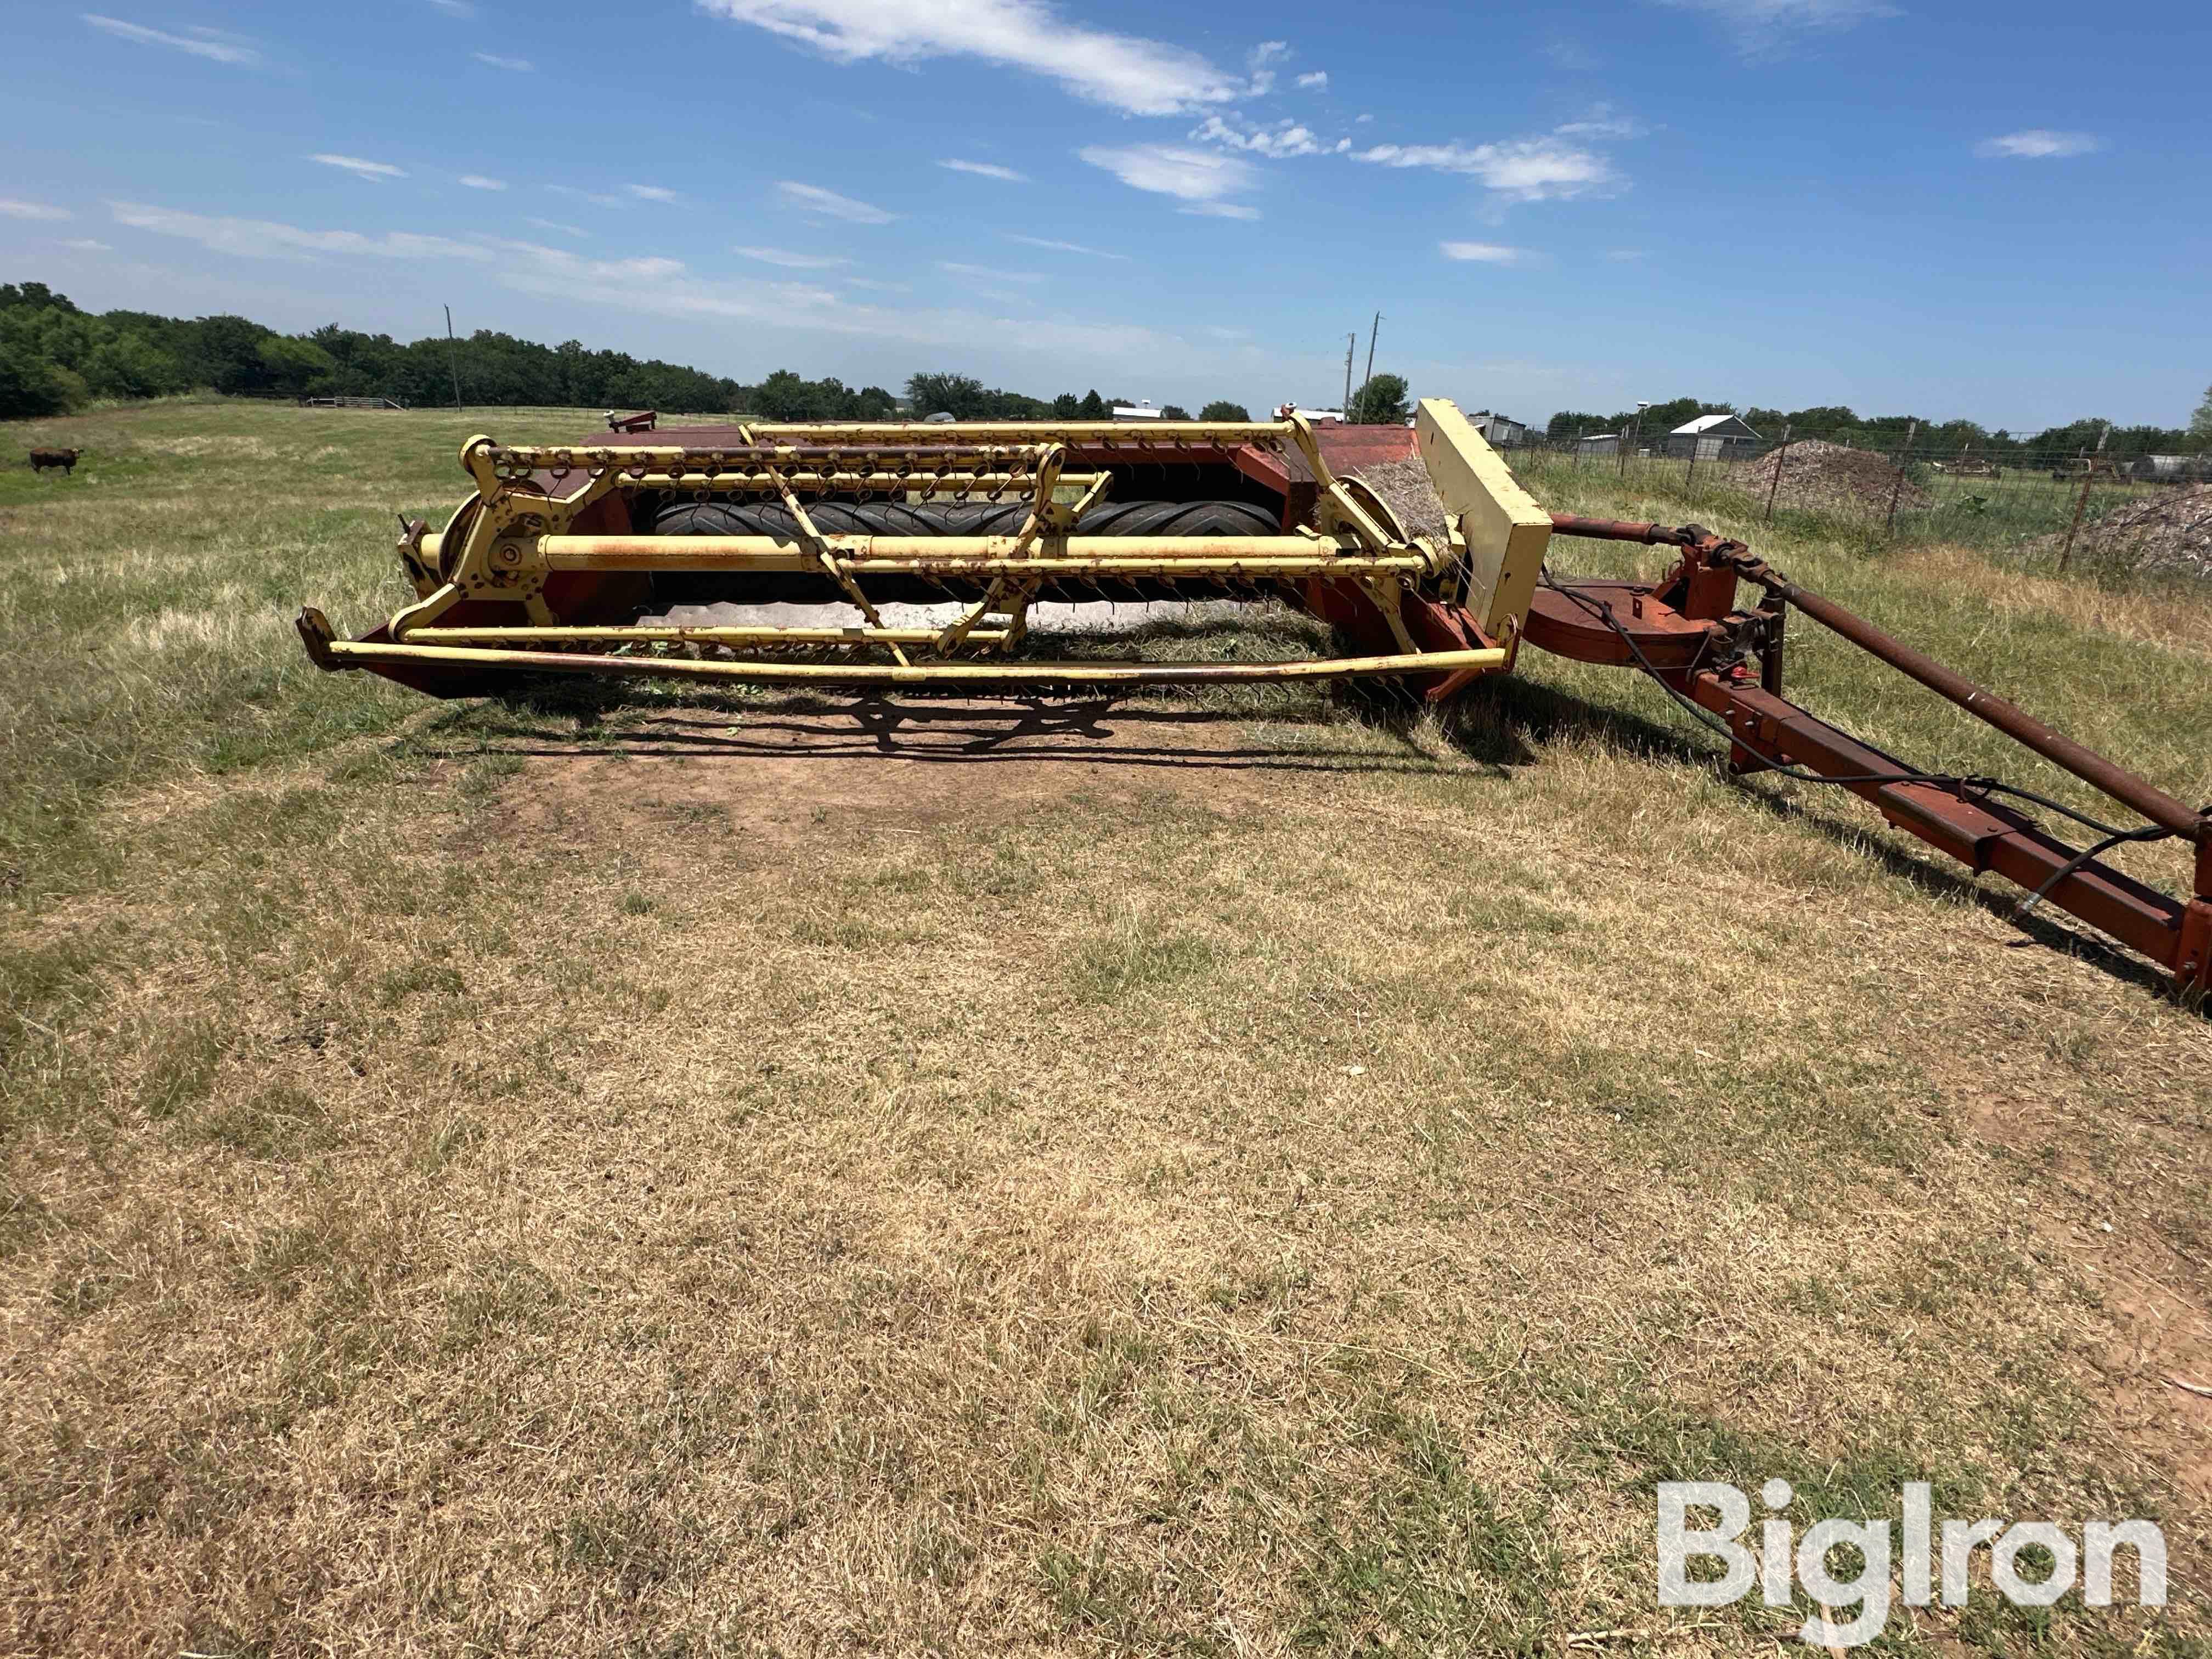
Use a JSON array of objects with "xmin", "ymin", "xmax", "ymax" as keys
[
  {"xmin": 1666, "ymin": 413, "xmax": 1763, "ymax": 461},
  {"xmin": 1111, "ymin": 399, "xmax": 1164, "ymax": 421},
  {"xmin": 1470, "ymin": 411, "xmax": 1528, "ymax": 448}
]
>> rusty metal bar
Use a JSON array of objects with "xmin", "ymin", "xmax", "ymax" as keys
[
  {"xmin": 1731, "ymin": 561, "xmax": 2204, "ymax": 841},
  {"xmin": 1545, "ymin": 515, "xmax": 1698, "ymax": 547},
  {"xmin": 1688, "ymin": 672, "xmax": 2197, "ymax": 975}
]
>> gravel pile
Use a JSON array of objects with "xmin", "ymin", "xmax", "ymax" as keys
[
  {"xmin": 2055, "ymin": 484, "xmax": 2212, "ymax": 580},
  {"xmin": 1742, "ymin": 439, "xmax": 1932, "ymax": 517}
]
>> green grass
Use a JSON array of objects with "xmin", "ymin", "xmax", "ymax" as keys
[{"xmin": 0, "ymin": 398, "xmax": 2207, "ymax": 1656}]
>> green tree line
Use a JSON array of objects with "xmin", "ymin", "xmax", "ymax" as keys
[
  {"xmin": 1544, "ymin": 393, "xmax": 2208, "ymax": 461},
  {"xmin": 0, "ymin": 283, "xmax": 1264, "ymax": 426}
]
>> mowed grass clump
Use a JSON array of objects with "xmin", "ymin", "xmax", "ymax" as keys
[{"xmin": 1, "ymin": 400, "xmax": 2209, "ymax": 1655}]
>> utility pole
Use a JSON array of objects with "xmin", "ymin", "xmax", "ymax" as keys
[
  {"xmin": 1361, "ymin": 311, "xmax": 1383, "ymax": 404},
  {"xmin": 1342, "ymin": 333, "xmax": 1356, "ymax": 416},
  {"xmin": 443, "ymin": 304, "xmax": 464, "ymax": 411}
]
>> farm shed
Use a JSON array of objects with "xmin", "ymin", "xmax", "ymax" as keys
[
  {"xmin": 1666, "ymin": 413, "xmax": 1762, "ymax": 461},
  {"xmin": 1470, "ymin": 410, "xmax": 1528, "ymax": 447}
]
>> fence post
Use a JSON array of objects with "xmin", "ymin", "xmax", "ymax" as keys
[
  {"xmin": 1884, "ymin": 419, "xmax": 1918, "ymax": 535},
  {"xmin": 1764, "ymin": 421, "xmax": 1792, "ymax": 523},
  {"xmin": 2057, "ymin": 421, "xmax": 2109, "ymax": 573}
]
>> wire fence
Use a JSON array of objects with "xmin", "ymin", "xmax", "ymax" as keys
[{"xmin": 1503, "ymin": 428, "xmax": 2210, "ymax": 573}]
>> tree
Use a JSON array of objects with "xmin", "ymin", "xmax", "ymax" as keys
[
  {"xmin": 753, "ymin": 369, "xmax": 826, "ymax": 420},
  {"xmin": 2192, "ymin": 384, "xmax": 2212, "ymax": 447},
  {"xmin": 190, "ymin": 314, "xmax": 279, "ymax": 394},
  {"xmin": 1348, "ymin": 373, "xmax": 1408, "ymax": 425},
  {"xmin": 83, "ymin": 332, "xmax": 186, "ymax": 400},
  {"xmin": 1158, "ymin": 404, "xmax": 1190, "ymax": 421},
  {"xmin": 906, "ymin": 371, "xmax": 986, "ymax": 419},
  {"xmin": 1077, "ymin": 389, "xmax": 1107, "ymax": 419},
  {"xmin": 256, "ymin": 335, "xmax": 336, "ymax": 397},
  {"xmin": 1051, "ymin": 392, "xmax": 1082, "ymax": 418},
  {"xmin": 0, "ymin": 338, "xmax": 74, "ymax": 417},
  {"xmin": 1546, "ymin": 409, "xmax": 1609, "ymax": 438},
  {"xmin": 1200, "ymin": 399, "xmax": 1250, "ymax": 421}
]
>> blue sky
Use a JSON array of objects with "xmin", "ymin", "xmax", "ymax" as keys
[{"xmin": 2, "ymin": 0, "xmax": 2207, "ymax": 430}]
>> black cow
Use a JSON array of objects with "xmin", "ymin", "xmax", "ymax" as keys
[{"xmin": 29, "ymin": 447, "xmax": 81, "ymax": 475}]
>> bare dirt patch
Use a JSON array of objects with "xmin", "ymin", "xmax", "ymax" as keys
[{"xmin": 470, "ymin": 693, "xmax": 1439, "ymax": 870}]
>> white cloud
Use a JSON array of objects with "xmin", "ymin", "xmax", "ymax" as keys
[
  {"xmin": 473, "ymin": 50, "xmax": 534, "ymax": 70},
  {"xmin": 776, "ymin": 180, "xmax": 896, "ymax": 222},
  {"xmin": 311, "ymin": 154, "xmax": 407, "ymax": 181},
  {"xmin": 1606, "ymin": 247, "xmax": 1649, "ymax": 261},
  {"xmin": 627, "ymin": 183, "xmax": 680, "ymax": 202},
  {"xmin": 939, "ymin": 159, "xmax": 1029, "ymax": 182},
  {"xmin": 426, "ymin": 0, "xmax": 474, "ymax": 13},
  {"xmin": 110, "ymin": 200, "xmax": 492, "ymax": 262},
  {"xmin": 0, "ymin": 199, "xmax": 72, "ymax": 221},
  {"xmin": 1651, "ymin": 0, "xmax": 1897, "ymax": 58},
  {"xmin": 844, "ymin": 276, "xmax": 911, "ymax": 292},
  {"xmin": 735, "ymin": 245, "xmax": 852, "ymax": 268},
  {"xmin": 1079, "ymin": 144, "xmax": 1257, "ymax": 207},
  {"xmin": 1976, "ymin": 129, "xmax": 2101, "ymax": 160},
  {"xmin": 1191, "ymin": 116, "xmax": 1325, "ymax": 159},
  {"xmin": 1355, "ymin": 112, "xmax": 1372, "ymax": 123},
  {"xmin": 1005, "ymin": 233, "xmax": 1130, "ymax": 261},
  {"xmin": 1350, "ymin": 137, "xmax": 1615, "ymax": 202},
  {"xmin": 1245, "ymin": 39, "xmax": 1290, "ymax": 95},
  {"xmin": 939, "ymin": 261, "xmax": 1042, "ymax": 283},
  {"xmin": 458, "ymin": 174, "xmax": 507, "ymax": 190},
  {"xmin": 697, "ymin": 0, "xmax": 1252, "ymax": 116},
  {"xmin": 1181, "ymin": 201, "xmax": 1261, "ymax": 221},
  {"xmin": 1555, "ymin": 104, "xmax": 1645, "ymax": 139},
  {"xmin": 82, "ymin": 14, "xmax": 261, "ymax": 65},
  {"xmin": 1294, "ymin": 70, "xmax": 1327, "ymax": 89},
  {"xmin": 526, "ymin": 217, "xmax": 588, "ymax": 236},
  {"xmin": 62, "ymin": 239, "xmax": 114, "ymax": 251},
  {"xmin": 1441, "ymin": 241, "xmax": 1530, "ymax": 264},
  {"xmin": 547, "ymin": 184, "xmax": 626, "ymax": 208}
]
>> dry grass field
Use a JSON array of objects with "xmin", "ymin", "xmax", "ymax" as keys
[{"xmin": 3, "ymin": 399, "xmax": 2209, "ymax": 1657}]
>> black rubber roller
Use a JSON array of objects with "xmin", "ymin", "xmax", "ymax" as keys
[{"xmin": 653, "ymin": 498, "xmax": 1280, "ymax": 539}]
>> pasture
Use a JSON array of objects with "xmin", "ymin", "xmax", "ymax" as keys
[{"xmin": 3, "ymin": 398, "xmax": 2208, "ymax": 1656}]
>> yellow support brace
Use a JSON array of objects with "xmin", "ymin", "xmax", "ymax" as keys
[{"xmin": 1414, "ymin": 398, "xmax": 1552, "ymax": 646}]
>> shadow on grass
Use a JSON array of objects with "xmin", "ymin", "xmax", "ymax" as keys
[
  {"xmin": 391, "ymin": 653, "xmax": 1539, "ymax": 780},
  {"xmin": 1459, "ymin": 673, "xmax": 2192, "ymax": 1004},
  {"xmin": 381, "ymin": 639, "xmax": 2189, "ymax": 1002}
]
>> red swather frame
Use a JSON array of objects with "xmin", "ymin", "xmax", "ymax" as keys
[{"xmin": 1525, "ymin": 516, "xmax": 2210, "ymax": 996}]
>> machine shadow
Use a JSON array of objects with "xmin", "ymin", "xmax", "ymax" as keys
[
  {"xmin": 399, "ymin": 663, "xmax": 2188, "ymax": 1005},
  {"xmin": 1453, "ymin": 673, "xmax": 2190, "ymax": 1004},
  {"xmin": 401, "ymin": 671, "xmax": 1526, "ymax": 781}
]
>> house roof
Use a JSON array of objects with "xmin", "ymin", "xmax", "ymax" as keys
[{"xmin": 1671, "ymin": 413, "xmax": 1759, "ymax": 437}]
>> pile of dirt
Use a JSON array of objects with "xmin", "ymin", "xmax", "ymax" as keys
[
  {"xmin": 1742, "ymin": 438, "xmax": 1931, "ymax": 517},
  {"xmin": 2054, "ymin": 484, "xmax": 2212, "ymax": 580}
]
